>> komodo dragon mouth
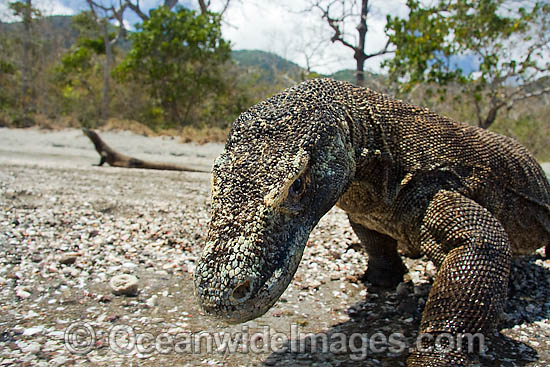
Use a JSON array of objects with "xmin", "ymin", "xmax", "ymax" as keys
[{"xmin": 194, "ymin": 219, "xmax": 313, "ymax": 323}]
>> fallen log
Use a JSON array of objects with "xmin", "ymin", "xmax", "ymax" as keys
[{"xmin": 82, "ymin": 128, "xmax": 210, "ymax": 173}]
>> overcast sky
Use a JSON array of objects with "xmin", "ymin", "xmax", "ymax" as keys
[{"xmin": 0, "ymin": 0, "xmax": 409, "ymax": 74}]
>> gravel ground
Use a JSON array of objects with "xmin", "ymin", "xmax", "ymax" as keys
[{"xmin": 0, "ymin": 127, "xmax": 549, "ymax": 367}]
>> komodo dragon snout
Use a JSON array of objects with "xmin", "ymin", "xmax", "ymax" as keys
[{"xmin": 194, "ymin": 103, "xmax": 356, "ymax": 323}]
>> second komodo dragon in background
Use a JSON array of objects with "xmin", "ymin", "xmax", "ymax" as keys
[{"xmin": 194, "ymin": 78, "xmax": 550, "ymax": 366}]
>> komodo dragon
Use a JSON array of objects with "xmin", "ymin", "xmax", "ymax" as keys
[{"xmin": 194, "ymin": 78, "xmax": 550, "ymax": 365}]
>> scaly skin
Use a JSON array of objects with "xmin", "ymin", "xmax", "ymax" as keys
[{"xmin": 194, "ymin": 78, "xmax": 550, "ymax": 365}]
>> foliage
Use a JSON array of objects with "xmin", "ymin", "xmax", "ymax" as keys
[
  {"xmin": 71, "ymin": 9, "xmax": 103, "ymax": 38},
  {"xmin": 8, "ymin": 1, "xmax": 41, "ymax": 20},
  {"xmin": 328, "ymin": 69, "xmax": 392, "ymax": 92},
  {"xmin": 115, "ymin": 5, "xmax": 231, "ymax": 127},
  {"xmin": 6, "ymin": 0, "xmax": 42, "ymax": 115},
  {"xmin": 53, "ymin": 11, "xmax": 134, "ymax": 125},
  {"xmin": 385, "ymin": 0, "xmax": 550, "ymax": 128},
  {"xmin": 491, "ymin": 106, "xmax": 550, "ymax": 162},
  {"xmin": 53, "ymin": 11, "xmax": 105, "ymax": 121},
  {"xmin": 0, "ymin": 36, "xmax": 17, "ymax": 109}
]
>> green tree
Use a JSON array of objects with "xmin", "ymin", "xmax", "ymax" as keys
[
  {"xmin": 115, "ymin": 5, "xmax": 231, "ymax": 127},
  {"xmin": 0, "ymin": 34, "xmax": 17, "ymax": 111},
  {"xmin": 54, "ymin": 11, "xmax": 108, "ymax": 121},
  {"xmin": 385, "ymin": 0, "xmax": 550, "ymax": 128},
  {"xmin": 8, "ymin": 0, "xmax": 41, "ymax": 114},
  {"xmin": 84, "ymin": 0, "xmax": 128, "ymax": 122}
]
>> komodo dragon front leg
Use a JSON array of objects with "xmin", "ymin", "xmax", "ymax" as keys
[
  {"xmin": 348, "ymin": 216, "xmax": 408, "ymax": 288},
  {"xmin": 406, "ymin": 190, "xmax": 512, "ymax": 366}
]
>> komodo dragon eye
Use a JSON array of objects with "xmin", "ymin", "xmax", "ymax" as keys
[{"xmin": 289, "ymin": 177, "xmax": 306, "ymax": 198}]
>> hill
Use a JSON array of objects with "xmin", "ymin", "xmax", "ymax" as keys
[
  {"xmin": 0, "ymin": 15, "xmax": 78, "ymax": 48},
  {"xmin": 231, "ymin": 49, "xmax": 306, "ymax": 85},
  {"xmin": 231, "ymin": 50, "xmax": 391, "ymax": 90},
  {"xmin": 328, "ymin": 69, "xmax": 390, "ymax": 91}
]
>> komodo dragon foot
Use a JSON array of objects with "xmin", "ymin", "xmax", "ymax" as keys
[
  {"xmin": 348, "ymin": 216, "xmax": 408, "ymax": 289},
  {"xmin": 407, "ymin": 346, "xmax": 474, "ymax": 367}
]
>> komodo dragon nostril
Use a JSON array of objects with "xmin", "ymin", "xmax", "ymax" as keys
[{"xmin": 230, "ymin": 279, "xmax": 252, "ymax": 303}]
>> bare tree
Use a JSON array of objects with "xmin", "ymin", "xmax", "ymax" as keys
[
  {"xmin": 474, "ymin": 31, "xmax": 550, "ymax": 129},
  {"xmin": 308, "ymin": 0, "xmax": 392, "ymax": 86},
  {"xmin": 21, "ymin": 0, "xmax": 32, "ymax": 112},
  {"xmin": 125, "ymin": 0, "xmax": 232, "ymax": 21},
  {"xmin": 125, "ymin": 0, "xmax": 183, "ymax": 21},
  {"xmin": 85, "ymin": 0, "xmax": 128, "ymax": 122},
  {"xmin": 197, "ymin": 0, "xmax": 232, "ymax": 16},
  {"xmin": 290, "ymin": 22, "xmax": 334, "ymax": 75}
]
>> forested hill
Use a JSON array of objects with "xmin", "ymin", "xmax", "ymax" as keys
[
  {"xmin": 0, "ymin": 15, "xmax": 78, "ymax": 48},
  {"xmin": 231, "ymin": 50, "xmax": 305, "ymax": 84}
]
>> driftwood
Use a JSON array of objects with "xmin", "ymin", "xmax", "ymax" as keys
[{"xmin": 82, "ymin": 128, "xmax": 210, "ymax": 173}]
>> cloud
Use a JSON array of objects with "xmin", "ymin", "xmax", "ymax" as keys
[
  {"xmin": 112, "ymin": 18, "xmax": 135, "ymax": 31},
  {"xmin": 222, "ymin": 0, "xmax": 408, "ymax": 75},
  {"xmin": 35, "ymin": 0, "xmax": 80, "ymax": 17},
  {"xmin": 0, "ymin": 0, "xmax": 81, "ymax": 22},
  {"xmin": 0, "ymin": 2, "xmax": 17, "ymax": 22}
]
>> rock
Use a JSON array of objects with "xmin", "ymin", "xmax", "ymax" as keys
[
  {"xmin": 25, "ymin": 310, "xmax": 39, "ymax": 318},
  {"xmin": 122, "ymin": 262, "xmax": 138, "ymax": 270},
  {"xmin": 146, "ymin": 295, "xmax": 159, "ymax": 307},
  {"xmin": 6, "ymin": 272, "xmax": 20, "ymax": 280},
  {"xmin": 167, "ymin": 327, "xmax": 186, "ymax": 334},
  {"xmin": 59, "ymin": 253, "xmax": 79, "ymax": 265},
  {"xmin": 397, "ymin": 296, "xmax": 418, "ymax": 315},
  {"xmin": 21, "ymin": 341, "xmax": 41, "ymax": 354},
  {"xmin": 97, "ymin": 294, "xmax": 113, "ymax": 303},
  {"xmin": 49, "ymin": 356, "xmax": 68, "ymax": 366},
  {"xmin": 396, "ymin": 281, "xmax": 412, "ymax": 299},
  {"xmin": 16, "ymin": 289, "xmax": 31, "ymax": 299},
  {"xmin": 110, "ymin": 274, "xmax": 139, "ymax": 296},
  {"xmin": 23, "ymin": 326, "xmax": 44, "ymax": 336}
]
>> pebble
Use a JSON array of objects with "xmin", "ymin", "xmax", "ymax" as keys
[
  {"xmin": 25, "ymin": 310, "xmax": 39, "ymax": 318},
  {"xmin": 146, "ymin": 295, "xmax": 159, "ymax": 307},
  {"xmin": 23, "ymin": 326, "xmax": 44, "ymax": 336},
  {"xmin": 110, "ymin": 274, "xmax": 139, "ymax": 296},
  {"xmin": 396, "ymin": 282, "xmax": 412, "ymax": 298},
  {"xmin": 16, "ymin": 289, "xmax": 31, "ymax": 299},
  {"xmin": 59, "ymin": 253, "xmax": 79, "ymax": 265},
  {"xmin": 20, "ymin": 341, "xmax": 41, "ymax": 354},
  {"xmin": 122, "ymin": 262, "xmax": 138, "ymax": 269},
  {"xmin": 49, "ymin": 356, "xmax": 68, "ymax": 366}
]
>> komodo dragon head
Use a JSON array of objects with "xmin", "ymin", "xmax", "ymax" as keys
[{"xmin": 194, "ymin": 79, "xmax": 358, "ymax": 323}]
